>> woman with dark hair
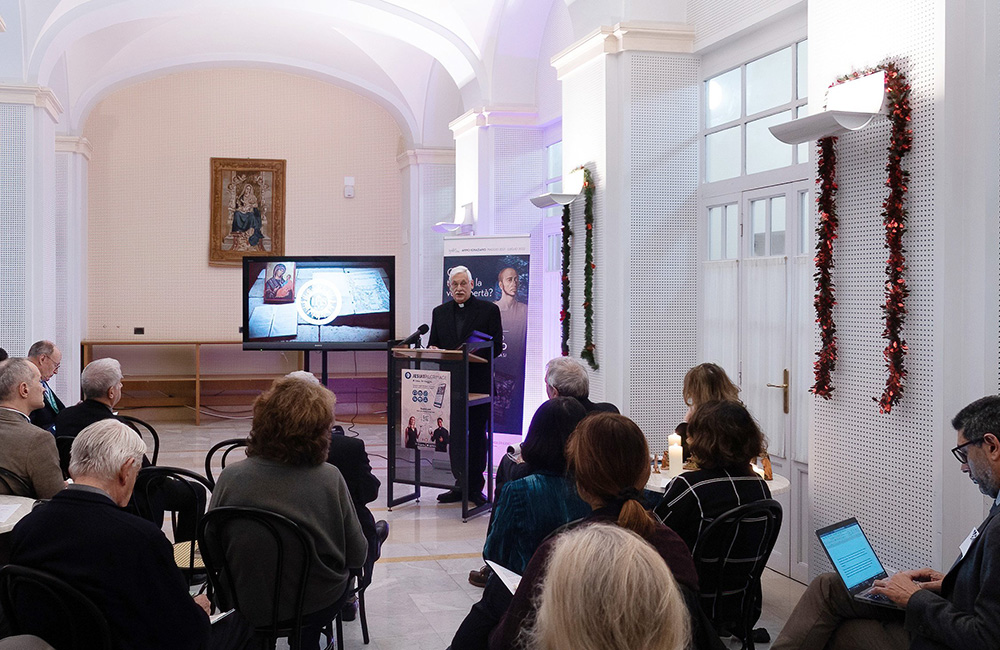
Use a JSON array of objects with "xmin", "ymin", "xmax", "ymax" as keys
[
  {"xmin": 450, "ymin": 397, "xmax": 591, "ymax": 650},
  {"xmin": 490, "ymin": 413, "xmax": 724, "ymax": 650},
  {"xmin": 209, "ymin": 376, "xmax": 367, "ymax": 649},
  {"xmin": 654, "ymin": 400, "xmax": 770, "ymax": 550}
]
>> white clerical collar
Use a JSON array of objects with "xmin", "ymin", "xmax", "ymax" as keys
[{"xmin": 457, "ymin": 301, "xmax": 466, "ymax": 308}]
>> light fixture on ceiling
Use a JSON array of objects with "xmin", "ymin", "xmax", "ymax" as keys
[
  {"xmin": 433, "ymin": 203, "xmax": 474, "ymax": 234},
  {"xmin": 769, "ymin": 70, "xmax": 889, "ymax": 144},
  {"xmin": 529, "ymin": 167, "xmax": 586, "ymax": 208}
]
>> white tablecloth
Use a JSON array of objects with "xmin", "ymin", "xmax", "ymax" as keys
[{"xmin": 646, "ymin": 471, "xmax": 790, "ymax": 496}]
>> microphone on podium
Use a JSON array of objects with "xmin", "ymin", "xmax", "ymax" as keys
[{"xmin": 399, "ymin": 324, "xmax": 429, "ymax": 347}]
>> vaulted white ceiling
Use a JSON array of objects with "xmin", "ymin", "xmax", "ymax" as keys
[{"xmin": 2, "ymin": 0, "xmax": 684, "ymax": 145}]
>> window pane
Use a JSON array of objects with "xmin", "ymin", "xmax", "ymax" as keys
[
  {"xmin": 546, "ymin": 233, "xmax": 561, "ymax": 271},
  {"xmin": 746, "ymin": 111, "xmax": 792, "ymax": 174},
  {"xmin": 746, "ymin": 47, "xmax": 792, "ymax": 115},
  {"xmin": 770, "ymin": 196, "xmax": 786, "ymax": 255},
  {"xmin": 725, "ymin": 204, "xmax": 739, "ymax": 259},
  {"xmin": 706, "ymin": 127, "xmax": 741, "ymax": 182},
  {"xmin": 546, "ymin": 141, "xmax": 562, "ymax": 180},
  {"xmin": 751, "ymin": 200, "xmax": 766, "ymax": 256},
  {"xmin": 795, "ymin": 106, "xmax": 809, "ymax": 164},
  {"xmin": 797, "ymin": 41, "xmax": 808, "ymax": 100},
  {"xmin": 708, "ymin": 207, "xmax": 723, "ymax": 260},
  {"xmin": 799, "ymin": 190, "xmax": 811, "ymax": 254},
  {"xmin": 706, "ymin": 68, "xmax": 741, "ymax": 127}
]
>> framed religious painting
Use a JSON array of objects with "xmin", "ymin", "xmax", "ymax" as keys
[{"xmin": 209, "ymin": 157, "xmax": 286, "ymax": 266}]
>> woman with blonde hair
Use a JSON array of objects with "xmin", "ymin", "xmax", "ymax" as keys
[
  {"xmin": 527, "ymin": 524, "xmax": 690, "ymax": 650},
  {"xmin": 679, "ymin": 362, "xmax": 741, "ymax": 462}
]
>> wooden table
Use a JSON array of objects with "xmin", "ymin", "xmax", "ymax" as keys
[{"xmin": 646, "ymin": 471, "xmax": 790, "ymax": 496}]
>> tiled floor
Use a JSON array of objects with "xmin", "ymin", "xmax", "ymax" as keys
[{"xmin": 140, "ymin": 406, "xmax": 806, "ymax": 649}]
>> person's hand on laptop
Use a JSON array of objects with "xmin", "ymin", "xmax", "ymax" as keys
[
  {"xmin": 871, "ymin": 572, "xmax": 924, "ymax": 606},
  {"xmin": 899, "ymin": 567, "xmax": 945, "ymax": 593}
]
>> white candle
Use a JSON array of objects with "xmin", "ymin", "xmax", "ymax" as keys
[
  {"xmin": 668, "ymin": 442, "xmax": 683, "ymax": 478},
  {"xmin": 668, "ymin": 433, "xmax": 682, "ymax": 448}
]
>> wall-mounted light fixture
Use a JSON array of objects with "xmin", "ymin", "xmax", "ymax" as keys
[
  {"xmin": 529, "ymin": 167, "xmax": 586, "ymax": 208},
  {"xmin": 769, "ymin": 70, "xmax": 889, "ymax": 144},
  {"xmin": 433, "ymin": 203, "xmax": 475, "ymax": 234}
]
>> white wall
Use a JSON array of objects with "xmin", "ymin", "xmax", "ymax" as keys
[{"xmin": 83, "ymin": 68, "xmax": 405, "ymax": 342}]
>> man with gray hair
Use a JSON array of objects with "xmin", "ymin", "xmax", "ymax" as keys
[
  {"xmin": 0, "ymin": 359, "xmax": 65, "ymax": 498},
  {"xmin": 8, "ymin": 419, "xmax": 224, "ymax": 649},
  {"xmin": 428, "ymin": 265, "xmax": 504, "ymax": 505},
  {"xmin": 55, "ymin": 358, "xmax": 124, "ymax": 438},
  {"xmin": 544, "ymin": 356, "xmax": 619, "ymax": 414},
  {"xmin": 26, "ymin": 340, "xmax": 64, "ymax": 433}
]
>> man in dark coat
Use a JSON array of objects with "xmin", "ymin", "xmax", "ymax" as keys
[
  {"xmin": 55, "ymin": 357, "xmax": 123, "ymax": 438},
  {"xmin": 428, "ymin": 265, "xmax": 503, "ymax": 504},
  {"xmin": 26, "ymin": 340, "xmax": 64, "ymax": 434}
]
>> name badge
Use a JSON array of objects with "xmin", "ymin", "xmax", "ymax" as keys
[{"xmin": 959, "ymin": 527, "xmax": 980, "ymax": 559}]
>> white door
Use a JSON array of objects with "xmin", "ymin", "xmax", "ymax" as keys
[{"xmin": 739, "ymin": 181, "xmax": 811, "ymax": 583}]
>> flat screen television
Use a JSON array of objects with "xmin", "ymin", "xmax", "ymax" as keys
[{"xmin": 242, "ymin": 255, "xmax": 395, "ymax": 351}]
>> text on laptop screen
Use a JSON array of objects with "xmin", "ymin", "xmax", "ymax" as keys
[{"xmin": 819, "ymin": 522, "xmax": 885, "ymax": 589}]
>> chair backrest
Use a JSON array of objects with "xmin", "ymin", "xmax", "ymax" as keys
[
  {"xmin": 692, "ymin": 499, "xmax": 782, "ymax": 641},
  {"xmin": 133, "ymin": 466, "xmax": 212, "ymax": 566},
  {"xmin": 117, "ymin": 415, "xmax": 160, "ymax": 466},
  {"xmin": 0, "ymin": 467, "xmax": 34, "ymax": 498},
  {"xmin": 204, "ymin": 438, "xmax": 248, "ymax": 489},
  {"xmin": 55, "ymin": 436, "xmax": 74, "ymax": 479},
  {"xmin": 198, "ymin": 506, "xmax": 314, "ymax": 645},
  {"xmin": 0, "ymin": 565, "xmax": 112, "ymax": 650}
]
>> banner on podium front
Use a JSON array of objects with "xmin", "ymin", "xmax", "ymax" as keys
[
  {"xmin": 400, "ymin": 368, "xmax": 452, "ymax": 453},
  {"xmin": 443, "ymin": 235, "xmax": 530, "ymax": 436}
]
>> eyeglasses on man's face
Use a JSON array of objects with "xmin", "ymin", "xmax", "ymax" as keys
[{"xmin": 952, "ymin": 438, "xmax": 985, "ymax": 464}]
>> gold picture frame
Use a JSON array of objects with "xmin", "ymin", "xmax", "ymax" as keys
[{"xmin": 209, "ymin": 157, "xmax": 286, "ymax": 266}]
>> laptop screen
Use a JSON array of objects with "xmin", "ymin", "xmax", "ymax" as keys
[{"xmin": 817, "ymin": 519, "xmax": 887, "ymax": 590}]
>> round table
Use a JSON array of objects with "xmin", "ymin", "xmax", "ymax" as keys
[{"xmin": 645, "ymin": 471, "xmax": 790, "ymax": 496}]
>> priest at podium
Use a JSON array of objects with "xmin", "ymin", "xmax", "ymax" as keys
[{"xmin": 428, "ymin": 265, "xmax": 503, "ymax": 505}]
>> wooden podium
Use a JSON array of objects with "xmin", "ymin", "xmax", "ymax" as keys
[{"xmin": 386, "ymin": 341, "xmax": 494, "ymax": 521}]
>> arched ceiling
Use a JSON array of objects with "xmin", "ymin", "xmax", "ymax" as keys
[{"xmin": 8, "ymin": 0, "xmax": 685, "ymax": 145}]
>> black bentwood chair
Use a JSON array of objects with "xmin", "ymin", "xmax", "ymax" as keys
[
  {"xmin": 198, "ymin": 506, "xmax": 344, "ymax": 650},
  {"xmin": 692, "ymin": 499, "xmax": 783, "ymax": 650},
  {"xmin": 204, "ymin": 437, "xmax": 249, "ymax": 489},
  {"xmin": 0, "ymin": 564, "xmax": 113, "ymax": 650},
  {"xmin": 117, "ymin": 415, "xmax": 160, "ymax": 466},
  {"xmin": 133, "ymin": 466, "xmax": 212, "ymax": 581}
]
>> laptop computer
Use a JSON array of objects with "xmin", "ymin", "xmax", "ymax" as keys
[{"xmin": 816, "ymin": 518, "xmax": 904, "ymax": 609}]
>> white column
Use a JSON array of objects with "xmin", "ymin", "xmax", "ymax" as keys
[{"xmin": 553, "ymin": 23, "xmax": 700, "ymax": 451}]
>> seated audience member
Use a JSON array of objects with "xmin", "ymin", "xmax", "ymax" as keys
[
  {"xmin": 678, "ymin": 362, "xmax": 741, "ymax": 461},
  {"xmin": 209, "ymin": 375, "xmax": 367, "ymax": 650},
  {"xmin": 654, "ymin": 400, "xmax": 771, "ymax": 639},
  {"xmin": 772, "ymin": 395, "xmax": 1000, "ymax": 650},
  {"xmin": 452, "ymin": 398, "xmax": 591, "ymax": 649},
  {"xmin": 0, "ymin": 359, "xmax": 65, "ymax": 498},
  {"xmin": 526, "ymin": 524, "xmax": 691, "ymax": 650},
  {"xmin": 8, "ymin": 420, "xmax": 245, "ymax": 650},
  {"xmin": 491, "ymin": 413, "xmax": 724, "ymax": 650},
  {"xmin": 285, "ymin": 370, "xmax": 389, "ymax": 622},
  {"xmin": 655, "ymin": 400, "xmax": 770, "ymax": 550},
  {"xmin": 543, "ymin": 357, "xmax": 619, "ymax": 413},
  {"xmin": 55, "ymin": 357, "xmax": 123, "ymax": 437},
  {"xmin": 26, "ymin": 340, "xmax": 64, "ymax": 434}
]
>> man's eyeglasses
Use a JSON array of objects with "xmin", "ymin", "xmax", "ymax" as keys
[{"xmin": 952, "ymin": 438, "xmax": 985, "ymax": 464}]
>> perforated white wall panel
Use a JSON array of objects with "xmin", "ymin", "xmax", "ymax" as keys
[
  {"xmin": 561, "ymin": 58, "xmax": 607, "ymax": 402},
  {"xmin": 83, "ymin": 68, "xmax": 403, "ymax": 341},
  {"xmin": 809, "ymin": 0, "xmax": 939, "ymax": 576},
  {"xmin": 688, "ymin": 0, "xmax": 800, "ymax": 50},
  {"xmin": 626, "ymin": 53, "xmax": 700, "ymax": 452},
  {"xmin": 491, "ymin": 127, "xmax": 546, "ymax": 427},
  {"xmin": 0, "ymin": 104, "xmax": 28, "ymax": 355},
  {"xmin": 52, "ymin": 154, "xmax": 70, "ymax": 398},
  {"xmin": 419, "ymin": 163, "xmax": 455, "ymax": 325}
]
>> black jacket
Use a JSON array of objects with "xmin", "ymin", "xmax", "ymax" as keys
[
  {"xmin": 326, "ymin": 432, "xmax": 381, "ymax": 549},
  {"xmin": 55, "ymin": 399, "xmax": 115, "ymax": 438},
  {"xmin": 429, "ymin": 296, "xmax": 503, "ymax": 395}
]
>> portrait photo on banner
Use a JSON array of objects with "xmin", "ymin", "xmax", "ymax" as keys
[
  {"xmin": 443, "ymin": 250, "xmax": 529, "ymax": 436},
  {"xmin": 209, "ymin": 157, "xmax": 286, "ymax": 266}
]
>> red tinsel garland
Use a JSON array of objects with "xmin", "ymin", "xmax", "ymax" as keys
[
  {"xmin": 875, "ymin": 63, "xmax": 912, "ymax": 413},
  {"xmin": 811, "ymin": 136, "xmax": 839, "ymax": 398},
  {"xmin": 813, "ymin": 63, "xmax": 912, "ymax": 411}
]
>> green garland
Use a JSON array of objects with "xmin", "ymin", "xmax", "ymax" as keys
[
  {"xmin": 580, "ymin": 167, "xmax": 598, "ymax": 370},
  {"xmin": 559, "ymin": 203, "xmax": 572, "ymax": 356}
]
